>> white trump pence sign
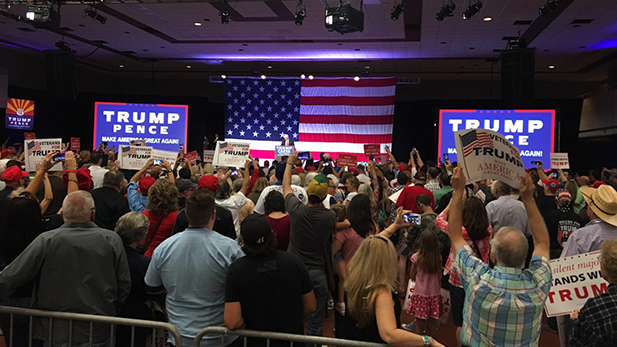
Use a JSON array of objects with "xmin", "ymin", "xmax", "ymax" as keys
[
  {"xmin": 24, "ymin": 139, "xmax": 63, "ymax": 172},
  {"xmin": 213, "ymin": 141, "xmax": 250, "ymax": 167},
  {"xmin": 119, "ymin": 146, "xmax": 153, "ymax": 170}
]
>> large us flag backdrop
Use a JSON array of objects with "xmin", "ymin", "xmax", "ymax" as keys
[{"xmin": 224, "ymin": 77, "xmax": 396, "ymax": 161}]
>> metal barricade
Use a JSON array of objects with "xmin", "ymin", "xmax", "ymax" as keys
[
  {"xmin": 0, "ymin": 305, "xmax": 182, "ymax": 347},
  {"xmin": 193, "ymin": 327, "xmax": 388, "ymax": 347}
]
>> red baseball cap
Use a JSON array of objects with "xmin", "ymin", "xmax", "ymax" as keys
[
  {"xmin": 63, "ymin": 168, "xmax": 93, "ymax": 191},
  {"xmin": 3, "ymin": 165, "xmax": 28, "ymax": 183},
  {"xmin": 306, "ymin": 166, "xmax": 316, "ymax": 172},
  {"xmin": 295, "ymin": 167, "xmax": 305, "ymax": 174},
  {"xmin": 198, "ymin": 175, "xmax": 219, "ymax": 193},
  {"xmin": 398, "ymin": 165, "xmax": 407, "ymax": 172},
  {"xmin": 542, "ymin": 179, "xmax": 560, "ymax": 193},
  {"xmin": 592, "ymin": 180, "xmax": 606, "ymax": 189},
  {"xmin": 139, "ymin": 176, "xmax": 156, "ymax": 194},
  {"xmin": 1, "ymin": 149, "xmax": 15, "ymax": 159}
]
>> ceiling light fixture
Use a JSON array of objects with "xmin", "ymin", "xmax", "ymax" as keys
[
  {"xmin": 436, "ymin": 1, "xmax": 456, "ymax": 21},
  {"xmin": 308, "ymin": 75, "xmax": 314, "ymax": 80},
  {"xmin": 390, "ymin": 2, "xmax": 404, "ymax": 21},
  {"xmin": 186, "ymin": 65, "xmax": 192, "ymax": 69},
  {"xmin": 84, "ymin": 6, "xmax": 106, "ymax": 25},
  {"xmin": 267, "ymin": 65, "xmax": 272, "ymax": 69},
  {"xmin": 539, "ymin": 0, "xmax": 559, "ymax": 16},
  {"xmin": 354, "ymin": 76, "xmax": 360, "ymax": 81},
  {"xmin": 261, "ymin": 75, "xmax": 266, "ymax": 79},
  {"xmin": 221, "ymin": 74, "xmax": 227, "ymax": 79},
  {"xmin": 194, "ymin": 22, "xmax": 201, "ymax": 26},
  {"xmin": 548, "ymin": 65, "xmax": 555, "ymax": 69},
  {"xmin": 483, "ymin": 17, "xmax": 492, "ymax": 21},
  {"xmin": 119, "ymin": 64, "xmax": 124, "ymax": 68},
  {"xmin": 462, "ymin": 0, "xmax": 482, "ymax": 20},
  {"xmin": 220, "ymin": 10, "xmax": 230, "ymax": 24},
  {"xmin": 300, "ymin": 74, "xmax": 306, "ymax": 79}
]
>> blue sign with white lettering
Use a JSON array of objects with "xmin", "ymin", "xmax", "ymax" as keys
[
  {"xmin": 93, "ymin": 102, "xmax": 188, "ymax": 152},
  {"xmin": 275, "ymin": 146, "xmax": 295, "ymax": 157},
  {"xmin": 438, "ymin": 109, "xmax": 555, "ymax": 168}
]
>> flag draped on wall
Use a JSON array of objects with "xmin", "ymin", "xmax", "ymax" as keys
[{"xmin": 224, "ymin": 77, "xmax": 396, "ymax": 160}]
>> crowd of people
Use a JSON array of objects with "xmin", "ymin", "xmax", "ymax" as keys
[{"xmin": 0, "ymin": 143, "xmax": 615, "ymax": 347}]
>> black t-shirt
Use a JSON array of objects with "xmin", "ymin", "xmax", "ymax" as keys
[
  {"xmin": 538, "ymin": 195, "xmax": 557, "ymax": 217},
  {"xmin": 90, "ymin": 187, "xmax": 131, "ymax": 230},
  {"xmin": 0, "ymin": 186, "xmax": 15, "ymax": 214},
  {"xmin": 337, "ymin": 292, "xmax": 401, "ymax": 343},
  {"xmin": 544, "ymin": 209, "xmax": 583, "ymax": 252},
  {"xmin": 284, "ymin": 194, "xmax": 335, "ymax": 269},
  {"xmin": 36, "ymin": 176, "xmax": 67, "ymax": 216},
  {"xmin": 171, "ymin": 205, "xmax": 236, "ymax": 239},
  {"xmin": 225, "ymin": 251, "xmax": 313, "ymax": 347},
  {"xmin": 120, "ymin": 245, "xmax": 152, "ymax": 320}
]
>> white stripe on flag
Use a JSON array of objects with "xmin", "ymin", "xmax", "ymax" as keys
[
  {"xmin": 301, "ymin": 86, "xmax": 396, "ymax": 97},
  {"xmin": 300, "ymin": 105, "xmax": 395, "ymax": 116},
  {"xmin": 299, "ymin": 123, "xmax": 393, "ymax": 134},
  {"xmin": 225, "ymin": 138, "xmax": 392, "ymax": 154}
]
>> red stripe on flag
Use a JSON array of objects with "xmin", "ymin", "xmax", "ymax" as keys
[
  {"xmin": 299, "ymin": 133, "xmax": 393, "ymax": 144},
  {"xmin": 249, "ymin": 149, "xmax": 385, "ymax": 163},
  {"xmin": 300, "ymin": 96, "xmax": 395, "ymax": 106},
  {"xmin": 301, "ymin": 78, "xmax": 398, "ymax": 87},
  {"xmin": 300, "ymin": 115, "xmax": 394, "ymax": 125}
]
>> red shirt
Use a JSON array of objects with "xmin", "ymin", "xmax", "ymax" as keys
[
  {"xmin": 142, "ymin": 210, "xmax": 180, "ymax": 258},
  {"xmin": 266, "ymin": 215, "xmax": 291, "ymax": 251},
  {"xmin": 396, "ymin": 184, "xmax": 435, "ymax": 213}
]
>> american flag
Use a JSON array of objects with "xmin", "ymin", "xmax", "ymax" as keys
[
  {"xmin": 218, "ymin": 142, "xmax": 233, "ymax": 154},
  {"xmin": 121, "ymin": 146, "xmax": 136, "ymax": 156},
  {"xmin": 27, "ymin": 141, "xmax": 41, "ymax": 156},
  {"xmin": 224, "ymin": 77, "xmax": 396, "ymax": 160},
  {"xmin": 460, "ymin": 129, "xmax": 493, "ymax": 157}
]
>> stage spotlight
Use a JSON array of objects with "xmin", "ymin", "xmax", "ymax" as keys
[
  {"xmin": 84, "ymin": 7, "xmax": 106, "ymax": 24},
  {"xmin": 436, "ymin": 1, "xmax": 456, "ymax": 21},
  {"xmin": 390, "ymin": 3, "xmax": 404, "ymax": 20},
  {"xmin": 295, "ymin": 8, "xmax": 306, "ymax": 26},
  {"xmin": 353, "ymin": 76, "xmax": 360, "ymax": 81},
  {"xmin": 463, "ymin": 1, "xmax": 482, "ymax": 20},
  {"xmin": 308, "ymin": 75, "xmax": 314, "ymax": 80},
  {"xmin": 221, "ymin": 74, "xmax": 227, "ymax": 79},
  {"xmin": 261, "ymin": 75, "xmax": 266, "ymax": 79},
  {"xmin": 55, "ymin": 40, "xmax": 71, "ymax": 50},
  {"xmin": 220, "ymin": 10, "xmax": 230, "ymax": 24},
  {"xmin": 300, "ymin": 74, "xmax": 306, "ymax": 79},
  {"xmin": 539, "ymin": 0, "xmax": 559, "ymax": 15}
]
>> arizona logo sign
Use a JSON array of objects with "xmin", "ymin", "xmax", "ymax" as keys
[{"xmin": 6, "ymin": 98, "xmax": 35, "ymax": 130}]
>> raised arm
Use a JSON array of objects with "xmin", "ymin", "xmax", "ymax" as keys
[
  {"xmin": 40, "ymin": 173, "xmax": 53, "ymax": 215},
  {"xmin": 447, "ymin": 167, "xmax": 468, "ymax": 252},
  {"xmin": 64, "ymin": 151, "xmax": 79, "ymax": 194},
  {"xmin": 239, "ymin": 158, "xmax": 251, "ymax": 196},
  {"xmin": 246, "ymin": 155, "xmax": 260, "ymax": 195},
  {"xmin": 162, "ymin": 160, "xmax": 175, "ymax": 184},
  {"xmin": 25, "ymin": 152, "xmax": 57, "ymax": 196},
  {"xmin": 536, "ymin": 161, "xmax": 549, "ymax": 181},
  {"xmin": 283, "ymin": 151, "xmax": 299, "ymax": 198},
  {"xmin": 378, "ymin": 207, "xmax": 411, "ymax": 239},
  {"xmin": 519, "ymin": 175, "xmax": 550, "ymax": 260},
  {"xmin": 408, "ymin": 150, "xmax": 416, "ymax": 169},
  {"xmin": 385, "ymin": 145, "xmax": 397, "ymax": 164},
  {"xmin": 131, "ymin": 158, "xmax": 154, "ymax": 183},
  {"xmin": 415, "ymin": 149, "xmax": 424, "ymax": 169}
]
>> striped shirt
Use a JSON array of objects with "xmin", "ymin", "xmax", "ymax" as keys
[{"xmin": 456, "ymin": 245, "xmax": 552, "ymax": 347}]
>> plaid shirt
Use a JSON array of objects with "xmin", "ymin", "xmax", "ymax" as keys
[
  {"xmin": 569, "ymin": 284, "xmax": 617, "ymax": 347},
  {"xmin": 425, "ymin": 179, "xmax": 440, "ymax": 193},
  {"xmin": 456, "ymin": 245, "xmax": 552, "ymax": 347}
]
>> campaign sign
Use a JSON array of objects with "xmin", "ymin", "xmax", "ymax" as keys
[
  {"xmin": 364, "ymin": 144, "xmax": 381, "ymax": 157},
  {"xmin": 185, "ymin": 150, "xmax": 201, "ymax": 164},
  {"xmin": 213, "ymin": 142, "xmax": 250, "ymax": 167},
  {"xmin": 70, "ymin": 137, "xmax": 81, "ymax": 151},
  {"xmin": 152, "ymin": 149, "xmax": 177, "ymax": 164},
  {"xmin": 545, "ymin": 251, "xmax": 608, "ymax": 317},
  {"xmin": 455, "ymin": 128, "xmax": 526, "ymax": 189},
  {"xmin": 6, "ymin": 98, "xmax": 34, "ymax": 130},
  {"xmin": 24, "ymin": 132, "xmax": 36, "ymax": 140},
  {"xmin": 93, "ymin": 102, "xmax": 188, "ymax": 153},
  {"xmin": 119, "ymin": 146, "xmax": 153, "ymax": 170},
  {"xmin": 550, "ymin": 153, "xmax": 570, "ymax": 169},
  {"xmin": 337, "ymin": 154, "xmax": 358, "ymax": 169},
  {"xmin": 275, "ymin": 146, "xmax": 295, "ymax": 157},
  {"xmin": 439, "ymin": 110, "xmax": 555, "ymax": 168},
  {"xmin": 202, "ymin": 150, "xmax": 214, "ymax": 164},
  {"xmin": 24, "ymin": 138, "xmax": 63, "ymax": 172}
]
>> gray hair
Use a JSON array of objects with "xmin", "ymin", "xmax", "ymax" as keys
[
  {"xmin": 115, "ymin": 212, "xmax": 150, "ymax": 245},
  {"xmin": 327, "ymin": 174, "xmax": 339, "ymax": 188},
  {"xmin": 291, "ymin": 174, "xmax": 301, "ymax": 186},
  {"xmin": 491, "ymin": 227, "xmax": 528, "ymax": 268},
  {"xmin": 232, "ymin": 178, "xmax": 243, "ymax": 193},
  {"xmin": 103, "ymin": 170, "xmax": 126, "ymax": 188},
  {"xmin": 492, "ymin": 180, "xmax": 512, "ymax": 197},
  {"xmin": 62, "ymin": 191, "xmax": 95, "ymax": 222}
]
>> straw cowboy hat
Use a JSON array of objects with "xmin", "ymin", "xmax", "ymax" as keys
[{"xmin": 581, "ymin": 185, "xmax": 617, "ymax": 227}]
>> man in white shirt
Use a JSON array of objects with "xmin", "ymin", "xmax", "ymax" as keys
[
  {"xmin": 255, "ymin": 162, "xmax": 307, "ymax": 215},
  {"xmin": 215, "ymin": 159, "xmax": 251, "ymax": 236},
  {"xmin": 89, "ymin": 152, "xmax": 109, "ymax": 189},
  {"xmin": 486, "ymin": 180, "xmax": 530, "ymax": 235},
  {"xmin": 355, "ymin": 164, "xmax": 371, "ymax": 185}
]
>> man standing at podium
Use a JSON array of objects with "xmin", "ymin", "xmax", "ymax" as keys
[{"xmin": 281, "ymin": 134, "xmax": 295, "ymax": 146}]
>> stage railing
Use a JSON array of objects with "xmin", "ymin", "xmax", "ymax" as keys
[
  {"xmin": 192, "ymin": 327, "xmax": 389, "ymax": 347},
  {"xmin": 0, "ymin": 305, "xmax": 181, "ymax": 347}
]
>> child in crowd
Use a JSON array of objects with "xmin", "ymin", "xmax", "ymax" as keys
[{"xmin": 408, "ymin": 229, "xmax": 444, "ymax": 337}]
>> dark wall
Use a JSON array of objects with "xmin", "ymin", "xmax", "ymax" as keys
[{"xmin": 0, "ymin": 86, "xmax": 225, "ymax": 152}]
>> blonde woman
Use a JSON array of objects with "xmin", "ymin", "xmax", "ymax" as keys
[
  {"xmin": 141, "ymin": 179, "xmax": 179, "ymax": 257},
  {"xmin": 337, "ymin": 208, "xmax": 445, "ymax": 347}
]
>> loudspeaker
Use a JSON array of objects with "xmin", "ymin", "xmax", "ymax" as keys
[
  {"xmin": 44, "ymin": 49, "xmax": 77, "ymax": 100},
  {"xmin": 500, "ymin": 48, "xmax": 535, "ymax": 108}
]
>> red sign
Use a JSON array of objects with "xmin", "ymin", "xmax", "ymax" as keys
[
  {"xmin": 337, "ymin": 154, "xmax": 358, "ymax": 169},
  {"xmin": 185, "ymin": 150, "xmax": 200, "ymax": 164},
  {"xmin": 24, "ymin": 132, "xmax": 36, "ymax": 140},
  {"xmin": 364, "ymin": 144, "xmax": 381, "ymax": 157},
  {"xmin": 70, "ymin": 137, "xmax": 81, "ymax": 151}
]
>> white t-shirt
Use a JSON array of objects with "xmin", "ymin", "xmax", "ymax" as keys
[
  {"xmin": 89, "ymin": 165, "xmax": 109, "ymax": 189},
  {"xmin": 254, "ymin": 184, "xmax": 308, "ymax": 215},
  {"xmin": 356, "ymin": 173, "xmax": 371, "ymax": 185},
  {"xmin": 344, "ymin": 192, "xmax": 358, "ymax": 205},
  {"xmin": 216, "ymin": 192, "xmax": 247, "ymax": 237}
]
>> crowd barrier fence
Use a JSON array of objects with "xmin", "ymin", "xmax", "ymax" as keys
[
  {"xmin": 192, "ymin": 327, "xmax": 389, "ymax": 347},
  {"xmin": 0, "ymin": 305, "xmax": 181, "ymax": 347}
]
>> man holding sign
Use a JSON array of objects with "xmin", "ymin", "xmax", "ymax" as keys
[{"xmin": 447, "ymin": 166, "xmax": 552, "ymax": 347}]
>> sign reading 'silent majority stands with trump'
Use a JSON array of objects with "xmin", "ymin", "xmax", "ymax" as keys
[
  {"xmin": 439, "ymin": 109, "xmax": 555, "ymax": 168},
  {"xmin": 93, "ymin": 102, "xmax": 188, "ymax": 153}
]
